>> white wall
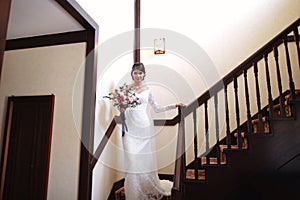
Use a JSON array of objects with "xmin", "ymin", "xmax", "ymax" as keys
[
  {"xmin": 0, "ymin": 43, "xmax": 86, "ymax": 200},
  {"xmin": 142, "ymin": 0, "xmax": 300, "ymax": 77}
]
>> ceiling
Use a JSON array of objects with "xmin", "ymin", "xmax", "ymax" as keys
[{"xmin": 6, "ymin": 0, "xmax": 84, "ymax": 40}]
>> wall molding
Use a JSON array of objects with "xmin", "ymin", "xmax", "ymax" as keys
[{"xmin": 5, "ymin": 30, "xmax": 87, "ymax": 51}]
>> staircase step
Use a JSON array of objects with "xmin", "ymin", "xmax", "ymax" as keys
[
  {"xmin": 270, "ymin": 90, "xmax": 300, "ymax": 117},
  {"xmin": 268, "ymin": 102, "xmax": 292, "ymax": 117},
  {"xmin": 186, "ymin": 169, "xmax": 205, "ymax": 180},
  {"xmin": 252, "ymin": 117, "xmax": 270, "ymax": 133},
  {"xmin": 201, "ymin": 156, "xmax": 226, "ymax": 165},
  {"xmin": 286, "ymin": 89, "xmax": 300, "ymax": 101},
  {"xmin": 201, "ymin": 157, "xmax": 216, "ymax": 165},
  {"xmin": 219, "ymin": 144, "xmax": 247, "ymax": 152},
  {"xmin": 277, "ymin": 104, "xmax": 292, "ymax": 117},
  {"xmin": 233, "ymin": 132, "xmax": 249, "ymax": 149},
  {"xmin": 200, "ymin": 138, "xmax": 249, "ymax": 166}
]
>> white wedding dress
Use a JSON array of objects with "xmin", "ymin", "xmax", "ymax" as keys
[{"xmin": 122, "ymin": 88, "xmax": 176, "ymax": 200}]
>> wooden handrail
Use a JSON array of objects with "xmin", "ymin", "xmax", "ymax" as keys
[
  {"xmin": 154, "ymin": 115, "xmax": 180, "ymax": 126},
  {"xmin": 91, "ymin": 117, "xmax": 117, "ymax": 168}
]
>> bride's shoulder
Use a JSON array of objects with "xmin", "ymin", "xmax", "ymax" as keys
[
  {"xmin": 143, "ymin": 85, "xmax": 150, "ymax": 90},
  {"xmin": 138, "ymin": 85, "xmax": 150, "ymax": 94}
]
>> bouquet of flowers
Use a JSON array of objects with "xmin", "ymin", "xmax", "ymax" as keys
[{"xmin": 103, "ymin": 83, "xmax": 141, "ymax": 136}]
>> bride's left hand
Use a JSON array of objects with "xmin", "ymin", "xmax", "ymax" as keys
[{"xmin": 175, "ymin": 103, "xmax": 185, "ymax": 107}]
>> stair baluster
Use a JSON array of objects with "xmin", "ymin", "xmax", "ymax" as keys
[
  {"xmin": 234, "ymin": 77, "xmax": 242, "ymax": 149},
  {"xmin": 273, "ymin": 47, "xmax": 286, "ymax": 117},
  {"xmin": 204, "ymin": 100, "xmax": 210, "ymax": 164},
  {"xmin": 243, "ymin": 69, "xmax": 253, "ymax": 133},
  {"xmin": 284, "ymin": 38, "xmax": 296, "ymax": 101},
  {"xmin": 264, "ymin": 54, "xmax": 274, "ymax": 119},
  {"xmin": 214, "ymin": 94, "xmax": 221, "ymax": 164},
  {"xmin": 192, "ymin": 110, "xmax": 199, "ymax": 179},
  {"xmin": 293, "ymin": 28, "xmax": 300, "ymax": 69},
  {"xmin": 254, "ymin": 62, "xmax": 263, "ymax": 133},
  {"xmin": 224, "ymin": 85, "xmax": 231, "ymax": 149}
]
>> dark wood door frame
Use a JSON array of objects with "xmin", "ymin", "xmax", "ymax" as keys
[
  {"xmin": 0, "ymin": 95, "xmax": 55, "ymax": 200},
  {"xmin": 0, "ymin": 0, "xmax": 12, "ymax": 81}
]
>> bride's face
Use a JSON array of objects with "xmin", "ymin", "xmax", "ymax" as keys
[{"xmin": 132, "ymin": 69, "xmax": 145, "ymax": 83}]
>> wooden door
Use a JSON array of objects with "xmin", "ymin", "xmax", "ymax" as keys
[{"xmin": 0, "ymin": 95, "xmax": 55, "ymax": 200}]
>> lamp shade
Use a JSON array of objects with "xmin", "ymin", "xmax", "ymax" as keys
[{"xmin": 154, "ymin": 38, "xmax": 165, "ymax": 54}]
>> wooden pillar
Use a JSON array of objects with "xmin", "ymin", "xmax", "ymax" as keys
[
  {"xmin": 134, "ymin": 0, "xmax": 140, "ymax": 63},
  {"xmin": 54, "ymin": 1, "xmax": 99, "ymax": 200},
  {"xmin": 0, "ymin": 0, "xmax": 12, "ymax": 82}
]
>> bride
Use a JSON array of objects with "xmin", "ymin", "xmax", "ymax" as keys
[{"xmin": 122, "ymin": 62, "xmax": 183, "ymax": 200}]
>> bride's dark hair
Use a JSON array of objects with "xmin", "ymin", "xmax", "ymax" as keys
[{"xmin": 131, "ymin": 62, "xmax": 146, "ymax": 79}]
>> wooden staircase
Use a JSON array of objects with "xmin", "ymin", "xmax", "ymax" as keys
[
  {"xmin": 113, "ymin": 92, "xmax": 300, "ymax": 200},
  {"xmin": 101, "ymin": 18, "xmax": 300, "ymax": 200},
  {"xmin": 170, "ymin": 18, "xmax": 300, "ymax": 200},
  {"xmin": 184, "ymin": 91, "xmax": 300, "ymax": 199}
]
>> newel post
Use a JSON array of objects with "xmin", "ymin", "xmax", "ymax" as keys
[{"xmin": 172, "ymin": 106, "xmax": 186, "ymax": 200}]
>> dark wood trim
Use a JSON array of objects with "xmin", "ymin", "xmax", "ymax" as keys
[
  {"xmin": 134, "ymin": 0, "xmax": 141, "ymax": 63},
  {"xmin": 78, "ymin": 29, "xmax": 98, "ymax": 200},
  {"xmin": 0, "ymin": 0, "xmax": 12, "ymax": 81},
  {"xmin": 154, "ymin": 116, "xmax": 180, "ymax": 126},
  {"xmin": 91, "ymin": 119, "xmax": 116, "ymax": 169},
  {"xmin": 107, "ymin": 178, "xmax": 125, "ymax": 200},
  {"xmin": 55, "ymin": 0, "xmax": 97, "ymax": 30},
  {"xmin": 172, "ymin": 106, "xmax": 186, "ymax": 200},
  {"xmin": 53, "ymin": 1, "xmax": 99, "ymax": 200},
  {"xmin": 45, "ymin": 95, "xmax": 55, "ymax": 199},
  {"xmin": 5, "ymin": 31, "xmax": 88, "ymax": 51},
  {"xmin": 0, "ymin": 97, "xmax": 13, "ymax": 198}
]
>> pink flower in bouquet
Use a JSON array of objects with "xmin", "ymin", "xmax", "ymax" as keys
[
  {"xmin": 103, "ymin": 83, "xmax": 141, "ymax": 136},
  {"xmin": 103, "ymin": 83, "xmax": 141, "ymax": 112}
]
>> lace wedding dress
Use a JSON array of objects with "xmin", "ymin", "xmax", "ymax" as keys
[{"xmin": 122, "ymin": 88, "xmax": 176, "ymax": 200}]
